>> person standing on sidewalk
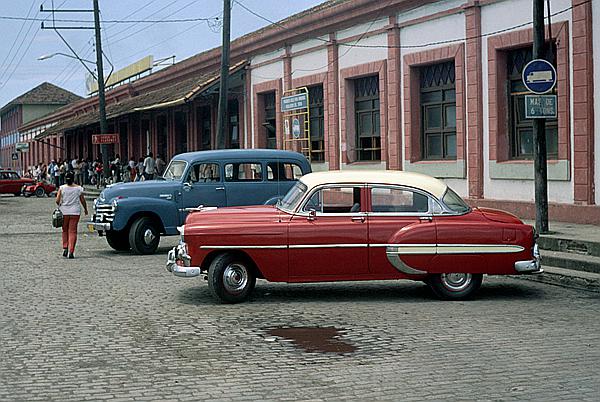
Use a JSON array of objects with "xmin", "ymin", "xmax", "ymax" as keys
[
  {"xmin": 55, "ymin": 172, "xmax": 88, "ymax": 259},
  {"xmin": 143, "ymin": 152, "xmax": 155, "ymax": 180}
]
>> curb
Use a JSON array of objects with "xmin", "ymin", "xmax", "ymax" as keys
[{"xmin": 511, "ymin": 266, "xmax": 600, "ymax": 293}]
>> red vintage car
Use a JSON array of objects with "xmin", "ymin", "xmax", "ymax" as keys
[
  {"xmin": 22, "ymin": 181, "xmax": 57, "ymax": 197},
  {"xmin": 166, "ymin": 171, "xmax": 541, "ymax": 303},
  {"xmin": 0, "ymin": 169, "xmax": 35, "ymax": 196}
]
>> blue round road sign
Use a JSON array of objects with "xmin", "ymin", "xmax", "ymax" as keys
[{"xmin": 522, "ymin": 59, "xmax": 556, "ymax": 94}]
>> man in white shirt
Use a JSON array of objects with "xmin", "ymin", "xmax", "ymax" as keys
[{"xmin": 143, "ymin": 152, "xmax": 156, "ymax": 180}]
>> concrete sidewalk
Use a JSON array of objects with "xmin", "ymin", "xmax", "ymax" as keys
[{"xmin": 522, "ymin": 220, "xmax": 600, "ymax": 292}]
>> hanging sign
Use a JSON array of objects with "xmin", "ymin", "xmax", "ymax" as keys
[
  {"xmin": 92, "ymin": 134, "xmax": 120, "ymax": 144},
  {"xmin": 522, "ymin": 59, "xmax": 557, "ymax": 94},
  {"xmin": 15, "ymin": 142, "xmax": 30, "ymax": 152}
]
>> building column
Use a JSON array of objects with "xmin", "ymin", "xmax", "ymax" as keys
[
  {"xmin": 327, "ymin": 34, "xmax": 340, "ymax": 170},
  {"xmin": 386, "ymin": 16, "xmax": 401, "ymax": 170},
  {"xmin": 283, "ymin": 45, "xmax": 292, "ymax": 92},
  {"xmin": 464, "ymin": 2, "xmax": 484, "ymax": 199},
  {"xmin": 572, "ymin": 0, "xmax": 595, "ymax": 204}
]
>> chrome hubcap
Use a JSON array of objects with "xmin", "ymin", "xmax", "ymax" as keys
[
  {"xmin": 143, "ymin": 228, "xmax": 155, "ymax": 245},
  {"xmin": 223, "ymin": 263, "xmax": 249, "ymax": 294},
  {"xmin": 440, "ymin": 273, "xmax": 472, "ymax": 292}
]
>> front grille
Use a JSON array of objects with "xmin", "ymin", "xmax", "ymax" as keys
[{"xmin": 94, "ymin": 203, "xmax": 116, "ymax": 223}]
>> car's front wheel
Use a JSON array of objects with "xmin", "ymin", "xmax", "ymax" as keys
[
  {"xmin": 128, "ymin": 217, "xmax": 160, "ymax": 255},
  {"xmin": 427, "ymin": 273, "xmax": 483, "ymax": 300},
  {"xmin": 106, "ymin": 230, "xmax": 131, "ymax": 251},
  {"xmin": 208, "ymin": 253, "xmax": 256, "ymax": 304},
  {"xmin": 35, "ymin": 187, "xmax": 45, "ymax": 197}
]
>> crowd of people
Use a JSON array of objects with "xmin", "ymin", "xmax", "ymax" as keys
[{"xmin": 25, "ymin": 152, "xmax": 167, "ymax": 189}]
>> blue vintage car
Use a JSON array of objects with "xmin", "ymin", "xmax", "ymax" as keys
[{"xmin": 88, "ymin": 149, "xmax": 311, "ymax": 254}]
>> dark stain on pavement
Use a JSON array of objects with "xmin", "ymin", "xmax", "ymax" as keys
[{"xmin": 267, "ymin": 326, "xmax": 356, "ymax": 354}]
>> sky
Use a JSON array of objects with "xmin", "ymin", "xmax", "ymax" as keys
[{"xmin": 0, "ymin": 0, "xmax": 325, "ymax": 107}]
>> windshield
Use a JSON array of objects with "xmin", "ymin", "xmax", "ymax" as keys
[
  {"xmin": 278, "ymin": 181, "xmax": 308, "ymax": 212},
  {"xmin": 162, "ymin": 160, "xmax": 187, "ymax": 180},
  {"xmin": 442, "ymin": 188, "xmax": 471, "ymax": 214}
]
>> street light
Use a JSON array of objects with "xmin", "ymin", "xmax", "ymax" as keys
[{"xmin": 38, "ymin": 52, "xmax": 95, "ymax": 64}]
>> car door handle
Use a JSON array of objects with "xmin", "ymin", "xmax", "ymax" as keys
[
  {"xmin": 215, "ymin": 187, "xmax": 225, "ymax": 191},
  {"xmin": 420, "ymin": 216, "xmax": 433, "ymax": 222},
  {"xmin": 351, "ymin": 216, "xmax": 365, "ymax": 223}
]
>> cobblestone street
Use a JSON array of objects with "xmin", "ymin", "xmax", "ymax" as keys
[{"xmin": 1, "ymin": 195, "xmax": 599, "ymax": 401}]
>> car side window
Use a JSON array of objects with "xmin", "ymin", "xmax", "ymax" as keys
[
  {"xmin": 0, "ymin": 173, "xmax": 7, "ymax": 179},
  {"xmin": 225, "ymin": 163, "xmax": 262, "ymax": 182},
  {"xmin": 303, "ymin": 186, "xmax": 362, "ymax": 214},
  {"xmin": 371, "ymin": 187, "xmax": 430, "ymax": 213},
  {"xmin": 266, "ymin": 162, "xmax": 303, "ymax": 181},
  {"xmin": 187, "ymin": 163, "xmax": 220, "ymax": 183}
]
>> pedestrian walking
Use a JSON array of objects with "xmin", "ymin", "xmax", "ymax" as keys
[
  {"xmin": 55, "ymin": 172, "xmax": 88, "ymax": 259},
  {"xmin": 136, "ymin": 158, "xmax": 144, "ymax": 181},
  {"xmin": 128, "ymin": 157, "xmax": 136, "ymax": 182},
  {"xmin": 143, "ymin": 152, "xmax": 155, "ymax": 180},
  {"xmin": 155, "ymin": 154, "xmax": 166, "ymax": 177}
]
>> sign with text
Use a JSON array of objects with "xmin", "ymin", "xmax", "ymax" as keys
[
  {"xmin": 15, "ymin": 142, "xmax": 29, "ymax": 152},
  {"xmin": 92, "ymin": 134, "xmax": 120, "ymax": 145},
  {"xmin": 525, "ymin": 95, "xmax": 557, "ymax": 119},
  {"xmin": 281, "ymin": 93, "xmax": 308, "ymax": 112}
]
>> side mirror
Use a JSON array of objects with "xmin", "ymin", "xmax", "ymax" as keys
[{"xmin": 307, "ymin": 209, "xmax": 317, "ymax": 221}]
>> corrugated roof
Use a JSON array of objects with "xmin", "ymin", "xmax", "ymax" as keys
[
  {"xmin": 1, "ymin": 82, "xmax": 82, "ymax": 114},
  {"xmin": 38, "ymin": 61, "xmax": 246, "ymax": 139}
]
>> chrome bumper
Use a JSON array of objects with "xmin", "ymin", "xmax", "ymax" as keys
[
  {"xmin": 514, "ymin": 243, "xmax": 543, "ymax": 274},
  {"xmin": 87, "ymin": 221, "xmax": 112, "ymax": 231},
  {"xmin": 166, "ymin": 243, "xmax": 200, "ymax": 278}
]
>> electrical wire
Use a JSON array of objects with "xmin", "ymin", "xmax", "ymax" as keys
[
  {"xmin": 0, "ymin": 15, "xmax": 219, "ymax": 23},
  {"xmin": 0, "ymin": 0, "xmax": 37, "ymax": 84}
]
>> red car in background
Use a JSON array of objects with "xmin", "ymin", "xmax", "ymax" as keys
[
  {"xmin": 0, "ymin": 169, "xmax": 34, "ymax": 196},
  {"xmin": 22, "ymin": 181, "xmax": 57, "ymax": 197},
  {"xmin": 167, "ymin": 170, "xmax": 542, "ymax": 303}
]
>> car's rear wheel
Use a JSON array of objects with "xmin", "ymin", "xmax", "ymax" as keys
[
  {"xmin": 106, "ymin": 230, "xmax": 131, "ymax": 251},
  {"xmin": 128, "ymin": 217, "xmax": 160, "ymax": 255},
  {"xmin": 13, "ymin": 192, "xmax": 21, "ymax": 197},
  {"xmin": 35, "ymin": 187, "xmax": 45, "ymax": 197},
  {"xmin": 427, "ymin": 273, "xmax": 483, "ymax": 300},
  {"xmin": 208, "ymin": 253, "xmax": 256, "ymax": 304}
]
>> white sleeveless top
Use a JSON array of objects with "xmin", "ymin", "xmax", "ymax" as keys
[{"xmin": 59, "ymin": 185, "xmax": 83, "ymax": 215}]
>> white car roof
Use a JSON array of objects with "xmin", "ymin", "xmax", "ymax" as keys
[{"xmin": 299, "ymin": 170, "xmax": 448, "ymax": 199}]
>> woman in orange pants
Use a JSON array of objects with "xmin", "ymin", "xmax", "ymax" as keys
[{"xmin": 56, "ymin": 172, "xmax": 88, "ymax": 259}]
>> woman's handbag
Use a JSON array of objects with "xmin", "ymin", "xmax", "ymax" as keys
[{"xmin": 52, "ymin": 208, "xmax": 63, "ymax": 228}]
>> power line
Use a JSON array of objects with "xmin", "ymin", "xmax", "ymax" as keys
[
  {"xmin": 237, "ymin": 0, "xmax": 590, "ymax": 51},
  {"xmin": 0, "ymin": 0, "xmax": 37, "ymax": 82},
  {"xmin": 0, "ymin": 15, "xmax": 219, "ymax": 23},
  {"xmin": 107, "ymin": 0, "xmax": 202, "ymax": 46}
]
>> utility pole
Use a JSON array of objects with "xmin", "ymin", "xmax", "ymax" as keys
[
  {"xmin": 533, "ymin": 0, "xmax": 549, "ymax": 233},
  {"xmin": 93, "ymin": 0, "xmax": 110, "ymax": 180},
  {"xmin": 216, "ymin": 0, "xmax": 231, "ymax": 149}
]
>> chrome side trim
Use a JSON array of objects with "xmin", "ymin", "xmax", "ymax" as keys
[
  {"xmin": 289, "ymin": 243, "xmax": 369, "ymax": 249},
  {"xmin": 385, "ymin": 247, "xmax": 427, "ymax": 275},
  {"xmin": 436, "ymin": 244, "xmax": 524, "ymax": 254},
  {"xmin": 199, "ymin": 245, "xmax": 287, "ymax": 249}
]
